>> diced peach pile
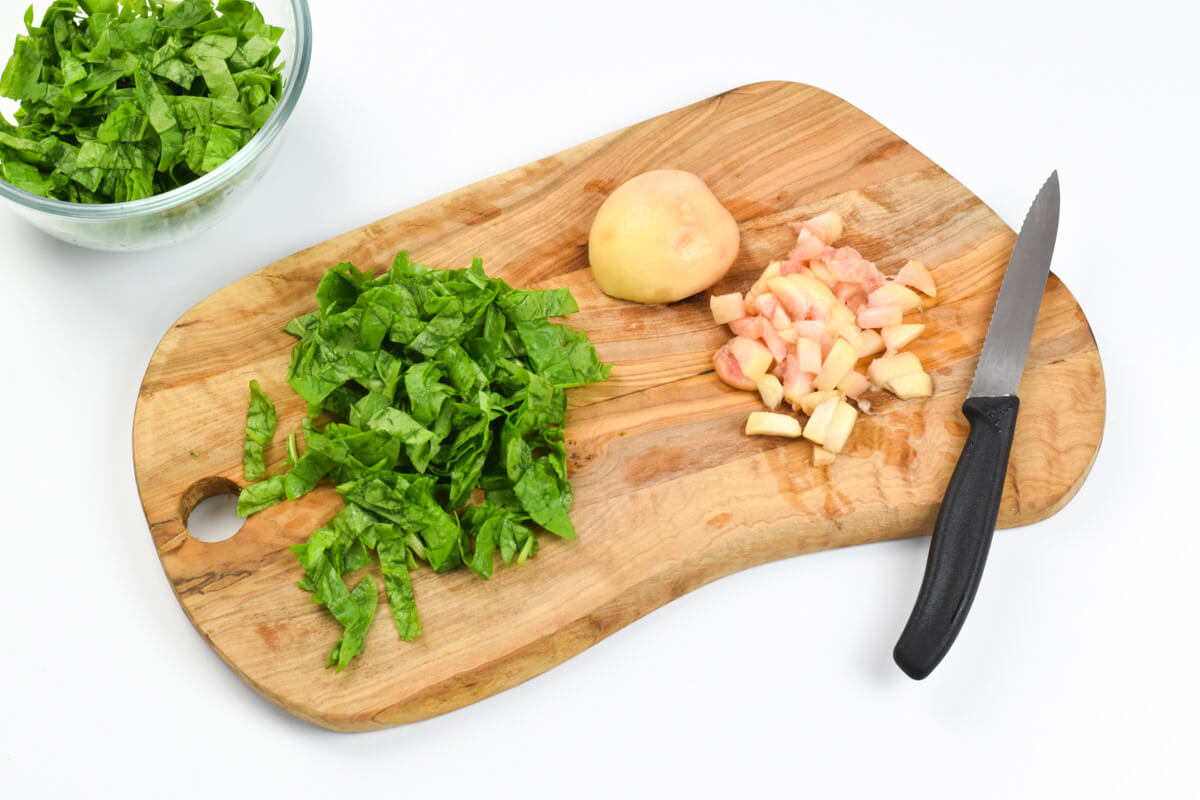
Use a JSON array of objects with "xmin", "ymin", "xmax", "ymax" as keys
[{"xmin": 710, "ymin": 212, "xmax": 938, "ymax": 463}]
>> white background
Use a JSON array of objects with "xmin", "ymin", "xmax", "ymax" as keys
[{"xmin": 2, "ymin": 0, "xmax": 1197, "ymax": 796}]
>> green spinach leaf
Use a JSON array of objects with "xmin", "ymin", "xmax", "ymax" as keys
[
  {"xmin": 236, "ymin": 473, "xmax": 285, "ymax": 516},
  {"xmin": 242, "ymin": 379, "xmax": 276, "ymax": 481}
]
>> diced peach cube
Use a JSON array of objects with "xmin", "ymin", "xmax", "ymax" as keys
[
  {"xmin": 761, "ymin": 323, "xmax": 788, "ymax": 362},
  {"xmin": 808, "ymin": 257, "xmax": 838, "ymax": 290},
  {"xmin": 766, "ymin": 277, "xmax": 811, "ymax": 321},
  {"xmin": 814, "ymin": 338, "xmax": 858, "ymax": 392},
  {"xmin": 710, "ymin": 293, "xmax": 745, "ymax": 325},
  {"xmin": 798, "ymin": 389, "xmax": 837, "ymax": 416},
  {"xmin": 728, "ymin": 336, "xmax": 774, "ymax": 382},
  {"xmin": 812, "ymin": 446, "xmax": 837, "ymax": 467},
  {"xmin": 800, "ymin": 211, "xmax": 844, "ymax": 245},
  {"xmin": 755, "ymin": 292, "xmax": 781, "ymax": 320},
  {"xmin": 744, "ymin": 261, "xmax": 782, "ymax": 312},
  {"xmin": 835, "ymin": 322, "xmax": 862, "ymax": 351},
  {"xmin": 867, "ymin": 351, "xmax": 932, "ymax": 399},
  {"xmin": 793, "ymin": 320, "xmax": 825, "ymax": 341},
  {"xmin": 794, "ymin": 337, "xmax": 822, "ymax": 374},
  {"xmin": 789, "ymin": 226, "xmax": 827, "ymax": 260},
  {"xmin": 713, "ymin": 343, "xmax": 755, "ymax": 390},
  {"xmin": 836, "ymin": 369, "xmax": 870, "ymax": 399},
  {"xmin": 802, "ymin": 394, "xmax": 841, "ymax": 445},
  {"xmin": 783, "ymin": 274, "xmax": 838, "ymax": 314},
  {"xmin": 856, "ymin": 329, "xmax": 885, "ymax": 358},
  {"xmin": 745, "ymin": 411, "xmax": 803, "ymax": 438},
  {"xmin": 828, "ymin": 246, "xmax": 886, "ymax": 293},
  {"xmin": 867, "ymin": 282, "xmax": 923, "ymax": 313},
  {"xmin": 857, "ymin": 303, "xmax": 903, "ymax": 329},
  {"xmin": 756, "ymin": 375, "xmax": 784, "ymax": 410},
  {"xmin": 895, "ymin": 260, "xmax": 937, "ymax": 297},
  {"xmin": 822, "ymin": 400, "xmax": 859, "ymax": 453},
  {"xmin": 827, "ymin": 302, "xmax": 856, "ymax": 333},
  {"xmin": 882, "ymin": 323, "xmax": 925, "ymax": 353},
  {"xmin": 728, "ymin": 316, "xmax": 764, "ymax": 339},
  {"xmin": 866, "ymin": 351, "xmax": 924, "ymax": 389},
  {"xmin": 782, "ymin": 358, "xmax": 815, "ymax": 406},
  {"xmin": 889, "ymin": 372, "xmax": 933, "ymax": 399}
]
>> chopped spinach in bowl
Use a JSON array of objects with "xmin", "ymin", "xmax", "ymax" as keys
[{"xmin": 0, "ymin": 0, "xmax": 285, "ymax": 203}]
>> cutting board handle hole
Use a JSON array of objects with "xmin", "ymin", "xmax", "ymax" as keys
[{"xmin": 181, "ymin": 477, "xmax": 244, "ymax": 543}]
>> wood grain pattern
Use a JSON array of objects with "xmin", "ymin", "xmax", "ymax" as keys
[{"xmin": 132, "ymin": 81, "xmax": 1105, "ymax": 731}]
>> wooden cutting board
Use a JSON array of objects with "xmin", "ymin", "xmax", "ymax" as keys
[{"xmin": 133, "ymin": 81, "xmax": 1105, "ymax": 731}]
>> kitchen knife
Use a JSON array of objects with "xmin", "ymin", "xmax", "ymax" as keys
[{"xmin": 893, "ymin": 171, "xmax": 1061, "ymax": 680}]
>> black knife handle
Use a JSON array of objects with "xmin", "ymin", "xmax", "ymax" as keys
[{"xmin": 893, "ymin": 394, "xmax": 1020, "ymax": 680}]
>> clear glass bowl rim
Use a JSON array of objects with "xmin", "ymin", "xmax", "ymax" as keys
[{"xmin": 0, "ymin": 0, "xmax": 312, "ymax": 221}]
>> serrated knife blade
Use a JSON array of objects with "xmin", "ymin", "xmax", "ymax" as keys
[
  {"xmin": 970, "ymin": 173, "xmax": 1061, "ymax": 397},
  {"xmin": 893, "ymin": 171, "xmax": 1061, "ymax": 680}
]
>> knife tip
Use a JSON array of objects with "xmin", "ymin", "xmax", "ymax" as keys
[{"xmin": 1039, "ymin": 170, "xmax": 1060, "ymax": 197}]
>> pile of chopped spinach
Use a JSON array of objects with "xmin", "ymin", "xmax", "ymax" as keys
[
  {"xmin": 239, "ymin": 253, "xmax": 611, "ymax": 670},
  {"xmin": 0, "ymin": 0, "xmax": 285, "ymax": 203}
]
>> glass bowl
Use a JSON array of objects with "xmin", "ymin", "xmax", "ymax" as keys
[{"xmin": 0, "ymin": 0, "xmax": 311, "ymax": 251}]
